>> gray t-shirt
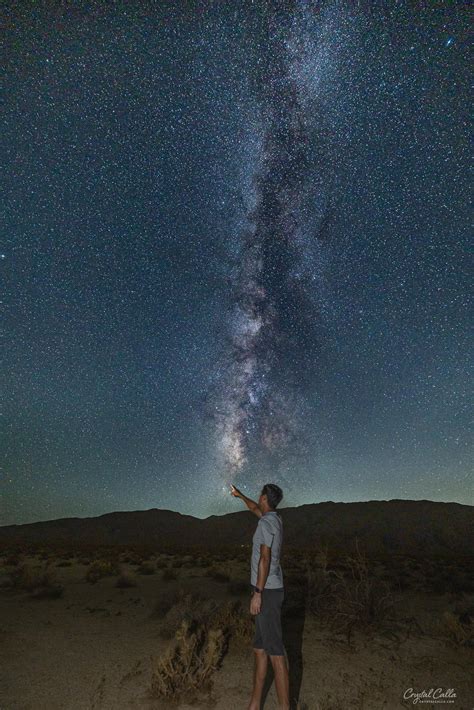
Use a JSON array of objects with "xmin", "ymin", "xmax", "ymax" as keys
[{"xmin": 250, "ymin": 511, "xmax": 284, "ymax": 589}]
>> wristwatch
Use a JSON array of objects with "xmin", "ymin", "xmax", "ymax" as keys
[{"xmin": 254, "ymin": 586, "xmax": 263, "ymax": 593}]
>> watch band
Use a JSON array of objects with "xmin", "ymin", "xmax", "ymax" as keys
[{"xmin": 254, "ymin": 586, "xmax": 263, "ymax": 593}]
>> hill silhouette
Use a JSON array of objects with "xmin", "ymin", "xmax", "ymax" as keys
[{"xmin": 1, "ymin": 499, "xmax": 472, "ymax": 557}]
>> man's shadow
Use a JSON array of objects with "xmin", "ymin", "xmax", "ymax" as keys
[{"xmin": 260, "ymin": 582, "xmax": 307, "ymax": 709}]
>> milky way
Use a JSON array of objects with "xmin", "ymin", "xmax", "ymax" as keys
[{"xmin": 207, "ymin": 2, "xmax": 334, "ymax": 492}]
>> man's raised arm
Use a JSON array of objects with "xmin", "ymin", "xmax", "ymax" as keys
[{"xmin": 230, "ymin": 484, "xmax": 262, "ymax": 518}]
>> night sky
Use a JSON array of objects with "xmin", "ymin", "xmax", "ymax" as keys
[{"xmin": 2, "ymin": 1, "xmax": 471, "ymax": 526}]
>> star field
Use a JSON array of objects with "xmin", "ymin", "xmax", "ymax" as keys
[{"xmin": 2, "ymin": 1, "xmax": 472, "ymax": 525}]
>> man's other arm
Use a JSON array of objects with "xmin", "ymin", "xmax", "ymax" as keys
[
  {"xmin": 230, "ymin": 485, "xmax": 262, "ymax": 518},
  {"xmin": 256, "ymin": 544, "xmax": 271, "ymax": 589}
]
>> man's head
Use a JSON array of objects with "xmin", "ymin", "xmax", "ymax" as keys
[{"xmin": 259, "ymin": 483, "xmax": 283, "ymax": 512}]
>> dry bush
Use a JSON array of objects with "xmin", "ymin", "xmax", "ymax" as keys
[
  {"xmin": 4, "ymin": 553, "xmax": 22, "ymax": 567},
  {"xmin": 307, "ymin": 541, "xmax": 397, "ymax": 642},
  {"xmin": 85, "ymin": 559, "xmax": 119, "ymax": 584},
  {"xmin": 150, "ymin": 619, "xmax": 225, "ymax": 700},
  {"xmin": 162, "ymin": 568, "xmax": 178, "ymax": 582},
  {"xmin": 156, "ymin": 590, "xmax": 253, "ymax": 646},
  {"xmin": 155, "ymin": 558, "xmax": 168, "ymax": 569},
  {"xmin": 438, "ymin": 611, "xmax": 474, "ymax": 648},
  {"xmin": 56, "ymin": 560, "xmax": 73, "ymax": 567},
  {"xmin": 213, "ymin": 599, "xmax": 254, "ymax": 643},
  {"xmin": 115, "ymin": 569, "xmax": 137, "ymax": 588},
  {"xmin": 150, "ymin": 598, "xmax": 252, "ymax": 700},
  {"xmin": 7, "ymin": 561, "xmax": 64, "ymax": 599}
]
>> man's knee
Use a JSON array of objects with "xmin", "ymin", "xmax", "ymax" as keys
[
  {"xmin": 253, "ymin": 647, "xmax": 268, "ymax": 656},
  {"xmin": 269, "ymin": 652, "xmax": 287, "ymax": 664}
]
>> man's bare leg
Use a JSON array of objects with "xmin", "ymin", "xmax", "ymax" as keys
[
  {"xmin": 248, "ymin": 648, "xmax": 268, "ymax": 710},
  {"xmin": 270, "ymin": 653, "xmax": 290, "ymax": 710}
]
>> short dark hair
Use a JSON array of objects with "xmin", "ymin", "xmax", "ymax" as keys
[{"xmin": 261, "ymin": 483, "xmax": 283, "ymax": 509}]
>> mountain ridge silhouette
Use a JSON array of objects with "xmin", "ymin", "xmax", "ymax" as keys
[{"xmin": 1, "ymin": 499, "xmax": 472, "ymax": 557}]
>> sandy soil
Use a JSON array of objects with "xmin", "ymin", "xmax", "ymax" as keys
[{"xmin": 0, "ymin": 554, "xmax": 472, "ymax": 710}]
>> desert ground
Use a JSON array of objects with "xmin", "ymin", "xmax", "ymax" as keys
[{"xmin": 0, "ymin": 544, "xmax": 473, "ymax": 710}]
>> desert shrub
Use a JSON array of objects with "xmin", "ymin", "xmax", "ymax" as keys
[
  {"xmin": 307, "ymin": 541, "xmax": 396, "ymax": 642},
  {"xmin": 212, "ymin": 599, "xmax": 254, "ymax": 643},
  {"xmin": 155, "ymin": 558, "xmax": 168, "ymax": 569},
  {"xmin": 138, "ymin": 561, "xmax": 156, "ymax": 575},
  {"xmin": 4, "ymin": 554, "xmax": 22, "ymax": 567},
  {"xmin": 85, "ymin": 559, "xmax": 119, "ymax": 584},
  {"xmin": 438, "ymin": 611, "xmax": 474, "ymax": 648},
  {"xmin": 171, "ymin": 559, "xmax": 183, "ymax": 568},
  {"xmin": 115, "ymin": 569, "xmax": 137, "ymax": 588},
  {"xmin": 162, "ymin": 568, "xmax": 178, "ymax": 582},
  {"xmin": 56, "ymin": 560, "xmax": 72, "ymax": 567},
  {"xmin": 150, "ymin": 619, "xmax": 225, "ymax": 699},
  {"xmin": 7, "ymin": 562, "xmax": 64, "ymax": 599},
  {"xmin": 150, "ymin": 598, "xmax": 252, "ymax": 700},
  {"xmin": 8, "ymin": 562, "xmax": 45, "ymax": 591},
  {"xmin": 157, "ymin": 589, "xmax": 253, "ymax": 644}
]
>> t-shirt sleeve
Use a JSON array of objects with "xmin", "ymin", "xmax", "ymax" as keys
[{"xmin": 259, "ymin": 519, "xmax": 275, "ymax": 548}]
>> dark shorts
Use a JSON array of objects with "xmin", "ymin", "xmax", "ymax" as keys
[{"xmin": 250, "ymin": 585, "xmax": 286, "ymax": 656}]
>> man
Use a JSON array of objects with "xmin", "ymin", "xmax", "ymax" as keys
[{"xmin": 231, "ymin": 483, "xmax": 290, "ymax": 710}]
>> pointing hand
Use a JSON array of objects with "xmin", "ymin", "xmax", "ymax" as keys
[{"xmin": 230, "ymin": 484, "xmax": 243, "ymax": 499}]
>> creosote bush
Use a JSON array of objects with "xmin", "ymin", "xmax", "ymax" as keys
[
  {"xmin": 6, "ymin": 561, "xmax": 64, "ymax": 599},
  {"xmin": 85, "ymin": 559, "xmax": 119, "ymax": 584},
  {"xmin": 150, "ymin": 619, "xmax": 225, "ymax": 699},
  {"xmin": 307, "ymin": 540, "xmax": 396, "ymax": 642},
  {"xmin": 439, "ymin": 611, "xmax": 474, "ymax": 648},
  {"xmin": 115, "ymin": 569, "xmax": 137, "ymax": 588},
  {"xmin": 150, "ymin": 598, "xmax": 252, "ymax": 700}
]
